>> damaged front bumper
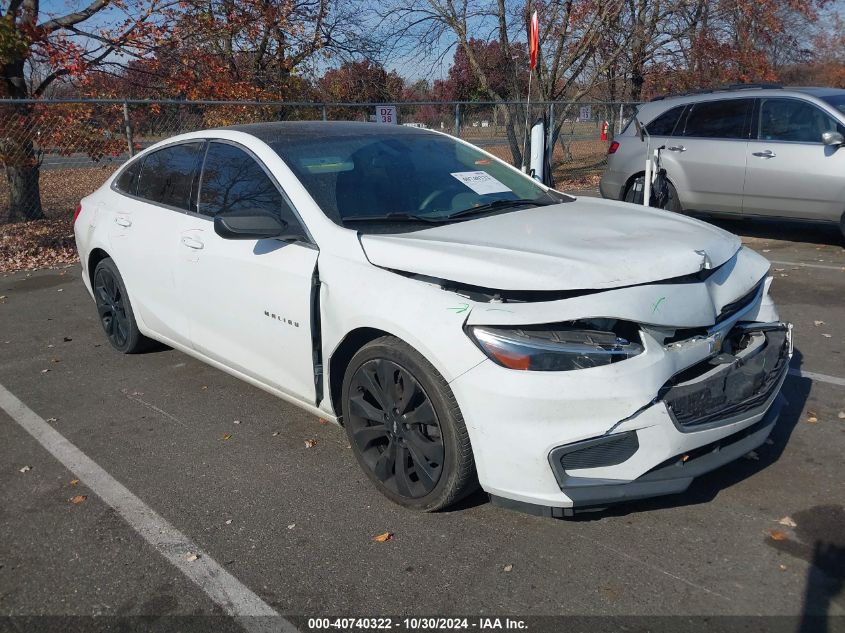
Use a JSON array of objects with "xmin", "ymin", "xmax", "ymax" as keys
[{"xmin": 448, "ymin": 248, "xmax": 792, "ymax": 515}]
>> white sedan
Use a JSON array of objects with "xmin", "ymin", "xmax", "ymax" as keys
[{"xmin": 74, "ymin": 122, "xmax": 792, "ymax": 516}]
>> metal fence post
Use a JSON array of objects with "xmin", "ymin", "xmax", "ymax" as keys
[
  {"xmin": 322, "ymin": 105, "xmax": 327, "ymax": 121},
  {"xmin": 454, "ymin": 103, "xmax": 461, "ymax": 137},
  {"xmin": 546, "ymin": 103, "xmax": 555, "ymax": 150},
  {"xmin": 123, "ymin": 101, "xmax": 134, "ymax": 157},
  {"xmin": 618, "ymin": 103, "xmax": 624, "ymax": 135}
]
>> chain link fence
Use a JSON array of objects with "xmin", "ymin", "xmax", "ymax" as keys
[{"xmin": 0, "ymin": 99, "xmax": 640, "ymax": 224}]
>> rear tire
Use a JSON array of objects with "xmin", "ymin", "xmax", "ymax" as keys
[
  {"xmin": 623, "ymin": 175, "xmax": 682, "ymax": 212},
  {"xmin": 93, "ymin": 258, "xmax": 152, "ymax": 354},
  {"xmin": 342, "ymin": 336, "xmax": 477, "ymax": 511}
]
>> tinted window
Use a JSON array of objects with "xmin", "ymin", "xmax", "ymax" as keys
[
  {"xmin": 682, "ymin": 99, "xmax": 751, "ymax": 139},
  {"xmin": 759, "ymin": 98, "xmax": 842, "ymax": 143},
  {"xmin": 646, "ymin": 105, "xmax": 685, "ymax": 136},
  {"xmin": 136, "ymin": 143, "xmax": 204, "ymax": 209},
  {"xmin": 199, "ymin": 142, "xmax": 299, "ymax": 228},
  {"xmin": 114, "ymin": 160, "xmax": 141, "ymax": 195},
  {"xmin": 269, "ymin": 133, "xmax": 562, "ymax": 226}
]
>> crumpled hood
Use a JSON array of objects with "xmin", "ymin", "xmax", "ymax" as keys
[{"xmin": 359, "ymin": 197, "xmax": 742, "ymax": 291}]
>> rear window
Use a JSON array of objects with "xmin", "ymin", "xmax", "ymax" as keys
[
  {"xmin": 136, "ymin": 142, "xmax": 205, "ymax": 210},
  {"xmin": 646, "ymin": 105, "xmax": 685, "ymax": 136},
  {"xmin": 681, "ymin": 99, "xmax": 752, "ymax": 139},
  {"xmin": 114, "ymin": 160, "xmax": 141, "ymax": 195}
]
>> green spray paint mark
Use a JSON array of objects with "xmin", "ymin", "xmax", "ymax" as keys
[
  {"xmin": 448, "ymin": 303, "xmax": 470, "ymax": 314},
  {"xmin": 652, "ymin": 296, "xmax": 667, "ymax": 314}
]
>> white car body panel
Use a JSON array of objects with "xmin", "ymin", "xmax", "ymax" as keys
[
  {"xmin": 75, "ymin": 124, "xmax": 790, "ymax": 513},
  {"xmin": 360, "ymin": 197, "xmax": 742, "ymax": 291}
]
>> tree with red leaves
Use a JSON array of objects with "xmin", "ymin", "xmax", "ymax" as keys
[{"xmin": 1, "ymin": 0, "xmax": 170, "ymax": 222}]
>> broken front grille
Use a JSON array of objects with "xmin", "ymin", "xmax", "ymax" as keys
[{"xmin": 661, "ymin": 327, "xmax": 790, "ymax": 430}]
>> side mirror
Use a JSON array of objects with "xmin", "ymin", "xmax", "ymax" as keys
[
  {"xmin": 822, "ymin": 131, "xmax": 844, "ymax": 146},
  {"xmin": 214, "ymin": 208, "xmax": 287, "ymax": 240}
]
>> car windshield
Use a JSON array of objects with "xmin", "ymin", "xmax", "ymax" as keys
[
  {"xmin": 269, "ymin": 130, "xmax": 566, "ymax": 228},
  {"xmin": 820, "ymin": 93, "xmax": 845, "ymax": 116}
]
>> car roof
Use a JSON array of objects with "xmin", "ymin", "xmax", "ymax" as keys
[
  {"xmin": 218, "ymin": 120, "xmax": 433, "ymax": 144},
  {"xmin": 632, "ymin": 86, "xmax": 845, "ymax": 127},
  {"xmin": 649, "ymin": 85, "xmax": 845, "ymax": 105}
]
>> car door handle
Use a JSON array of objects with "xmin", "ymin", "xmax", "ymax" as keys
[
  {"xmin": 752, "ymin": 150, "xmax": 776, "ymax": 158},
  {"xmin": 181, "ymin": 236, "xmax": 204, "ymax": 250},
  {"xmin": 667, "ymin": 145, "xmax": 686, "ymax": 152},
  {"xmin": 114, "ymin": 217, "xmax": 132, "ymax": 227}
]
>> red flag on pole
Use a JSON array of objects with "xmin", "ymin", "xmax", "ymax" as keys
[{"xmin": 529, "ymin": 10, "xmax": 539, "ymax": 69}]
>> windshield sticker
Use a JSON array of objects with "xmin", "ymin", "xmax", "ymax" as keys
[
  {"xmin": 450, "ymin": 171, "xmax": 512, "ymax": 195},
  {"xmin": 298, "ymin": 156, "xmax": 354, "ymax": 174}
]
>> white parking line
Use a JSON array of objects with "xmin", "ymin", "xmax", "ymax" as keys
[
  {"xmin": 0, "ymin": 382, "xmax": 297, "ymax": 633},
  {"xmin": 788, "ymin": 368, "xmax": 845, "ymax": 387},
  {"xmin": 770, "ymin": 259, "xmax": 845, "ymax": 272}
]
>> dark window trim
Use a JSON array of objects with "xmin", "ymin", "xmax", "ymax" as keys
[
  {"xmin": 194, "ymin": 138, "xmax": 315, "ymax": 245},
  {"xmin": 753, "ymin": 96, "xmax": 845, "ymax": 145},
  {"xmin": 110, "ymin": 139, "xmax": 207, "ymax": 214},
  {"xmin": 677, "ymin": 98, "xmax": 754, "ymax": 140}
]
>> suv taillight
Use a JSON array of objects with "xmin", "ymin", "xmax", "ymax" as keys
[
  {"xmin": 73, "ymin": 203, "xmax": 82, "ymax": 224},
  {"xmin": 608, "ymin": 141, "xmax": 620, "ymax": 155}
]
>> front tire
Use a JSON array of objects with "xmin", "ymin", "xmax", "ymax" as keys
[
  {"xmin": 93, "ymin": 258, "xmax": 151, "ymax": 354},
  {"xmin": 342, "ymin": 336, "xmax": 477, "ymax": 511}
]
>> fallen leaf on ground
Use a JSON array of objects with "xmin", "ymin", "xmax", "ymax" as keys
[
  {"xmin": 70, "ymin": 495, "xmax": 87, "ymax": 505},
  {"xmin": 318, "ymin": 418, "xmax": 328, "ymax": 425},
  {"xmin": 744, "ymin": 450, "xmax": 759, "ymax": 461},
  {"xmin": 778, "ymin": 516, "xmax": 797, "ymax": 528},
  {"xmin": 372, "ymin": 532, "xmax": 393, "ymax": 542},
  {"xmin": 51, "ymin": 358, "xmax": 60, "ymax": 363},
  {"xmin": 185, "ymin": 553, "xmax": 199, "ymax": 562},
  {"xmin": 304, "ymin": 439, "xmax": 317, "ymax": 448},
  {"xmin": 221, "ymin": 433, "xmax": 232, "ymax": 441},
  {"xmin": 40, "ymin": 369, "xmax": 50, "ymax": 373},
  {"xmin": 779, "ymin": 564, "xmax": 787, "ymax": 571},
  {"xmin": 225, "ymin": 519, "xmax": 232, "ymax": 525},
  {"xmin": 822, "ymin": 333, "xmax": 832, "ymax": 338},
  {"xmin": 56, "ymin": 288, "xmax": 63, "ymax": 292},
  {"xmin": 806, "ymin": 411, "xmax": 818, "ymax": 423},
  {"xmin": 503, "ymin": 564, "xmax": 513, "ymax": 572},
  {"xmin": 272, "ymin": 431, "xmax": 279, "ymax": 437},
  {"xmin": 46, "ymin": 417, "xmax": 57, "ymax": 423},
  {"xmin": 762, "ymin": 249, "xmax": 771, "ymax": 253},
  {"xmin": 233, "ymin": 420, "xmax": 241, "ymax": 425},
  {"xmin": 19, "ymin": 465, "xmax": 32, "ymax": 473},
  {"xmin": 769, "ymin": 530, "xmax": 788, "ymax": 541},
  {"xmin": 814, "ymin": 320, "xmax": 825, "ymax": 327},
  {"xmin": 69, "ymin": 479, "xmax": 79, "ymax": 486},
  {"xmin": 287, "ymin": 523, "xmax": 296, "ymax": 530},
  {"xmin": 838, "ymin": 411, "xmax": 845, "ymax": 419}
]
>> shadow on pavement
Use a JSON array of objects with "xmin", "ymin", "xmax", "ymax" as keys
[{"xmin": 691, "ymin": 214, "xmax": 845, "ymax": 248}]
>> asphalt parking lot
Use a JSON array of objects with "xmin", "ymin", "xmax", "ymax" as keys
[{"xmin": 1, "ymin": 211, "xmax": 844, "ymax": 632}]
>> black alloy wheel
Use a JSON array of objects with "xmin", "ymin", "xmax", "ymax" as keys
[
  {"xmin": 92, "ymin": 258, "xmax": 150, "ymax": 353},
  {"xmin": 342, "ymin": 336, "xmax": 477, "ymax": 511},
  {"xmin": 95, "ymin": 265, "xmax": 130, "ymax": 349},
  {"xmin": 347, "ymin": 358, "xmax": 444, "ymax": 498}
]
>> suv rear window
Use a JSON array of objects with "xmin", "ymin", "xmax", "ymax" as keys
[
  {"xmin": 136, "ymin": 142, "xmax": 205, "ymax": 210},
  {"xmin": 646, "ymin": 105, "xmax": 685, "ymax": 136},
  {"xmin": 681, "ymin": 99, "xmax": 752, "ymax": 139}
]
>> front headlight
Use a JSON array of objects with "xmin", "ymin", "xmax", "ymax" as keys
[{"xmin": 467, "ymin": 319, "xmax": 644, "ymax": 371}]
